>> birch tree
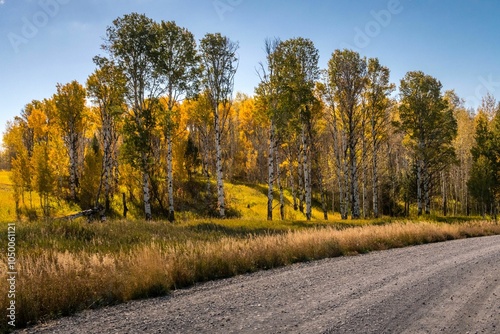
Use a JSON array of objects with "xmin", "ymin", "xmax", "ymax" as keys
[
  {"xmin": 86, "ymin": 56, "xmax": 126, "ymax": 214},
  {"xmin": 272, "ymin": 38, "xmax": 319, "ymax": 220},
  {"xmin": 153, "ymin": 20, "xmax": 199, "ymax": 222},
  {"xmin": 399, "ymin": 71, "xmax": 457, "ymax": 215},
  {"xmin": 199, "ymin": 33, "xmax": 239, "ymax": 218},
  {"xmin": 54, "ymin": 80, "xmax": 86, "ymax": 202},
  {"xmin": 365, "ymin": 58, "xmax": 394, "ymax": 217},
  {"xmin": 256, "ymin": 38, "xmax": 281, "ymax": 220},
  {"xmin": 328, "ymin": 49, "xmax": 367, "ymax": 219},
  {"xmin": 102, "ymin": 13, "xmax": 159, "ymax": 220}
]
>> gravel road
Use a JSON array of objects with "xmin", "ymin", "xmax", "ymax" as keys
[{"xmin": 21, "ymin": 235, "xmax": 500, "ymax": 333}]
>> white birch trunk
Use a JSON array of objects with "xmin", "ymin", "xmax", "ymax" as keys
[
  {"xmin": 214, "ymin": 105, "xmax": 225, "ymax": 218},
  {"xmin": 302, "ymin": 126, "xmax": 312, "ymax": 220},
  {"xmin": 267, "ymin": 122, "xmax": 275, "ymax": 220},
  {"xmin": 276, "ymin": 145, "xmax": 285, "ymax": 220},
  {"xmin": 166, "ymin": 133, "xmax": 175, "ymax": 222},
  {"xmin": 351, "ymin": 150, "xmax": 360, "ymax": 219},
  {"xmin": 417, "ymin": 159, "xmax": 423, "ymax": 216},
  {"xmin": 441, "ymin": 172, "xmax": 448, "ymax": 217},
  {"xmin": 424, "ymin": 165, "xmax": 430, "ymax": 215},
  {"xmin": 361, "ymin": 134, "xmax": 367, "ymax": 218},
  {"xmin": 318, "ymin": 166, "xmax": 328, "ymax": 220},
  {"xmin": 372, "ymin": 139, "xmax": 379, "ymax": 218},
  {"xmin": 341, "ymin": 132, "xmax": 349, "ymax": 220}
]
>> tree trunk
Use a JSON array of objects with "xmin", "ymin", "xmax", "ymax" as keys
[
  {"xmin": 362, "ymin": 159, "xmax": 367, "ymax": 218},
  {"xmin": 331, "ymin": 110, "xmax": 347, "ymax": 219},
  {"xmin": 267, "ymin": 123, "xmax": 275, "ymax": 221},
  {"xmin": 166, "ymin": 133, "xmax": 175, "ymax": 222},
  {"xmin": 122, "ymin": 192, "xmax": 128, "ymax": 218},
  {"xmin": 331, "ymin": 178, "xmax": 335, "ymax": 215},
  {"xmin": 361, "ymin": 120, "xmax": 367, "ymax": 219},
  {"xmin": 298, "ymin": 146, "xmax": 305, "ymax": 213},
  {"xmin": 141, "ymin": 153, "xmax": 152, "ymax": 220},
  {"xmin": 302, "ymin": 126, "xmax": 312, "ymax": 220},
  {"xmin": 314, "ymin": 155, "xmax": 328, "ymax": 220},
  {"xmin": 68, "ymin": 132, "xmax": 78, "ymax": 201},
  {"xmin": 424, "ymin": 165, "xmax": 431, "ymax": 215},
  {"xmin": 291, "ymin": 174, "xmax": 298, "ymax": 211},
  {"xmin": 338, "ymin": 175, "xmax": 345, "ymax": 219},
  {"xmin": 350, "ymin": 139, "xmax": 360, "ymax": 219},
  {"xmin": 103, "ymin": 119, "xmax": 112, "ymax": 212},
  {"xmin": 214, "ymin": 106, "xmax": 225, "ymax": 218},
  {"xmin": 417, "ymin": 159, "xmax": 423, "ymax": 216},
  {"xmin": 372, "ymin": 140, "xmax": 379, "ymax": 218},
  {"xmin": 276, "ymin": 144, "xmax": 285, "ymax": 220},
  {"xmin": 319, "ymin": 171, "xmax": 328, "ymax": 220},
  {"xmin": 442, "ymin": 171, "xmax": 447, "ymax": 217},
  {"xmin": 340, "ymin": 133, "xmax": 349, "ymax": 220}
]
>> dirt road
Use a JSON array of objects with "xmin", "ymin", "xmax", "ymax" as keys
[{"xmin": 22, "ymin": 235, "xmax": 500, "ymax": 333}]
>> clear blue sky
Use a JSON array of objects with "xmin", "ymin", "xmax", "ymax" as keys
[{"xmin": 1, "ymin": 0, "xmax": 500, "ymax": 136}]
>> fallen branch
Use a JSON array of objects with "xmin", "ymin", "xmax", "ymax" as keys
[{"xmin": 58, "ymin": 206, "xmax": 105, "ymax": 222}]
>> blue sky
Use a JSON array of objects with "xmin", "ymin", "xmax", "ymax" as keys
[{"xmin": 1, "ymin": 0, "xmax": 500, "ymax": 136}]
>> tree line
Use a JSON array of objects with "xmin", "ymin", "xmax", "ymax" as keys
[{"xmin": 2, "ymin": 13, "xmax": 499, "ymax": 221}]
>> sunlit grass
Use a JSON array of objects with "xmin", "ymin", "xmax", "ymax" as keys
[{"xmin": 0, "ymin": 170, "xmax": 16, "ymax": 222}]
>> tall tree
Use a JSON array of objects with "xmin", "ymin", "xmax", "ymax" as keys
[
  {"xmin": 199, "ymin": 33, "xmax": 239, "ymax": 218},
  {"xmin": 468, "ymin": 96, "xmax": 500, "ymax": 217},
  {"xmin": 27, "ymin": 101, "xmax": 57, "ymax": 216},
  {"xmin": 256, "ymin": 38, "xmax": 281, "ymax": 221},
  {"xmin": 399, "ymin": 71, "xmax": 457, "ymax": 215},
  {"xmin": 87, "ymin": 56, "xmax": 127, "ymax": 213},
  {"xmin": 272, "ymin": 37, "xmax": 319, "ymax": 220},
  {"xmin": 365, "ymin": 58, "xmax": 394, "ymax": 217},
  {"xmin": 445, "ymin": 90, "xmax": 473, "ymax": 215},
  {"xmin": 102, "ymin": 13, "xmax": 159, "ymax": 220},
  {"xmin": 153, "ymin": 20, "xmax": 199, "ymax": 222},
  {"xmin": 3, "ymin": 117, "xmax": 31, "ymax": 214},
  {"xmin": 327, "ymin": 49, "xmax": 367, "ymax": 219},
  {"xmin": 54, "ymin": 80, "xmax": 86, "ymax": 202}
]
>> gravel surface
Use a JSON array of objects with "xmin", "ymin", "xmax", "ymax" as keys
[{"xmin": 20, "ymin": 235, "xmax": 500, "ymax": 333}]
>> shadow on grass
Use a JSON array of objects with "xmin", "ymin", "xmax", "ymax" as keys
[{"xmin": 432, "ymin": 215, "xmax": 487, "ymax": 223}]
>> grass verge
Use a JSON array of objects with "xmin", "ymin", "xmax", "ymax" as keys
[{"xmin": 0, "ymin": 219, "xmax": 499, "ymax": 331}]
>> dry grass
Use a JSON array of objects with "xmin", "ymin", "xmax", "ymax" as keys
[{"xmin": 2, "ymin": 220, "xmax": 499, "ymax": 330}]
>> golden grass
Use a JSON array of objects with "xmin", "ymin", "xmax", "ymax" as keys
[{"xmin": 2, "ymin": 220, "xmax": 499, "ymax": 330}]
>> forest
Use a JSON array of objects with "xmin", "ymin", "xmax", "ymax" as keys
[{"xmin": 2, "ymin": 12, "xmax": 500, "ymax": 222}]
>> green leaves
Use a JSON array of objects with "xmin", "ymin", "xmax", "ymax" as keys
[
  {"xmin": 199, "ymin": 33, "xmax": 239, "ymax": 108},
  {"xmin": 399, "ymin": 71, "xmax": 457, "ymax": 165},
  {"xmin": 153, "ymin": 21, "xmax": 200, "ymax": 104}
]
